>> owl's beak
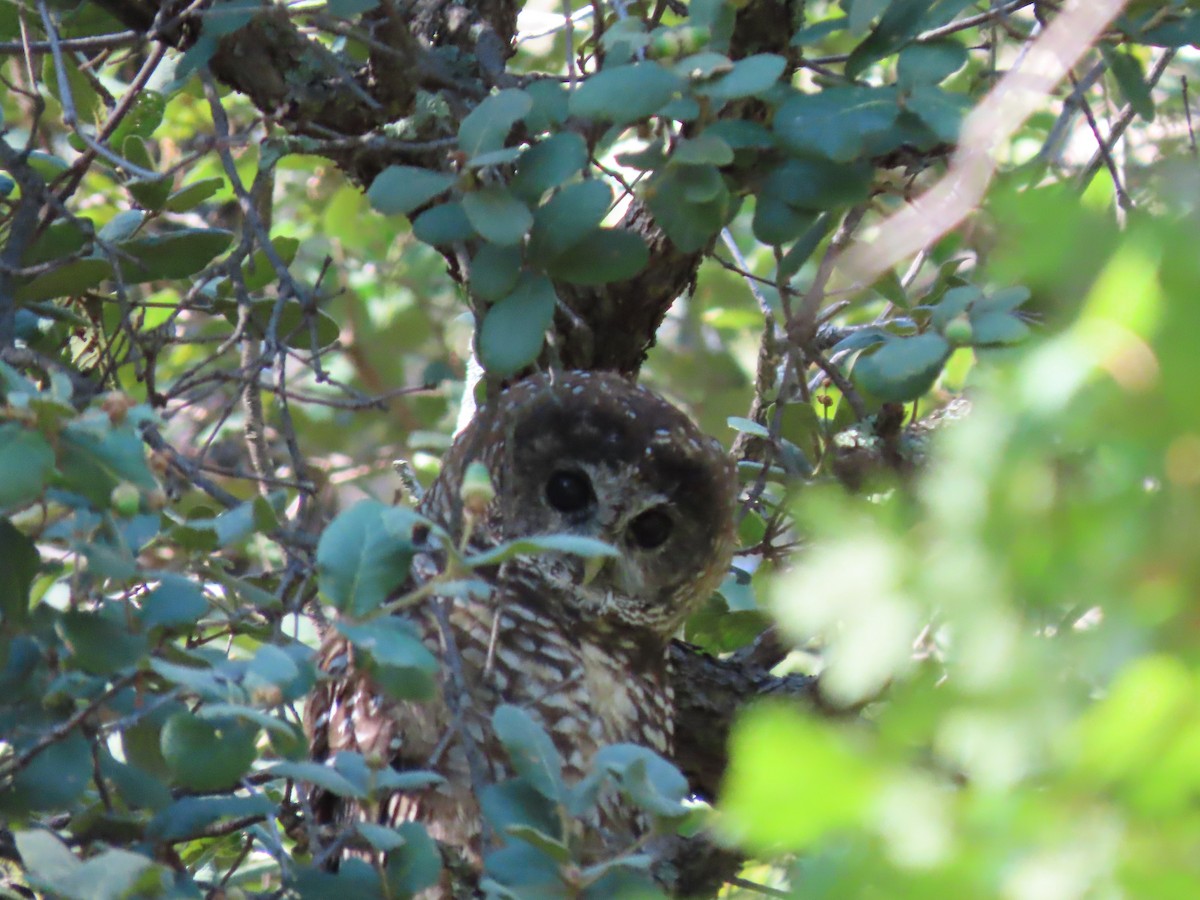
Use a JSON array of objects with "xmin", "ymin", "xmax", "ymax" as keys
[{"xmin": 581, "ymin": 555, "xmax": 609, "ymax": 586}]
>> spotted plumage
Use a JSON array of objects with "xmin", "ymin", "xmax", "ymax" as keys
[{"xmin": 304, "ymin": 371, "xmax": 737, "ymax": 882}]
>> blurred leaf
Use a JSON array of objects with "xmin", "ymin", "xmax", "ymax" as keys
[{"xmin": 722, "ymin": 704, "xmax": 875, "ymax": 850}]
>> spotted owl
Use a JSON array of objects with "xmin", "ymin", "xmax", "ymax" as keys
[{"xmin": 304, "ymin": 371, "xmax": 737, "ymax": 885}]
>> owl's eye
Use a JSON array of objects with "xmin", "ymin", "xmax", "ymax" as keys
[
  {"xmin": 628, "ymin": 508, "xmax": 672, "ymax": 550},
  {"xmin": 545, "ymin": 470, "xmax": 593, "ymax": 513}
]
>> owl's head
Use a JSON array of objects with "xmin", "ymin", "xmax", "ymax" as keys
[{"xmin": 435, "ymin": 372, "xmax": 738, "ymax": 639}]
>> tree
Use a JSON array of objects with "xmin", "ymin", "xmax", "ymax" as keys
[{"xmin": 3, "ymin": 0, "xmax": 1200, "ymax": 896}]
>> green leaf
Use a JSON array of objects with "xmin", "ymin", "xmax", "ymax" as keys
[
  {"xmin": 241, "ymin": 235, "xmax": 301, "ymax": 291},
  {"xmin": 21, "ymin": 218, "xmax": 93, "ymax": 267},
  {"xmin": 544, "ymin": 229, "xmax": 649, "ymax": 285},
  {"xmin": 327, "ymin": 0, "xmax": 379, "ymax": 14},
  {"xmin": 897, "ymin": 40, "xmax": 969, "ymax": 88},
  {"xmin": 98, "ymin": 210, "xmax": 146, "ymax": 243},
  {"xmin": 645, "ymin": 165, "xmax": 729, "ymax": 252},
  {"xmin": 139, "ymin": 574, "xmax": 208, "ymax": 629},
  {"xmin": 974, "ymin": 285, "xmax": 1030, "ymax": 315},
  {"xmin": 528, "ymin": 179, "xmax": 613, "ymax": 262},
  {"xmin": 317, "ymin": 500, "xmax": 415, "ymax": 616},
  {"xmin": 0, "ymin": 518, "xmax": 38, "ymax": 624},
  {"xmin": 14, "ymin": 257, "xmax": 113, "ymax": 302},
  {"xmin": 1105, "ymin": 46, "xmax": 1155, "ymax": 122},
  {"xmin": 760, "ymin": 157, "xmax": 874, "ymax": 212},
  {"xmin": 164, "ymin": 176, "xmax": 226, "ymax": 212},
  {"xmin": 385, "ymin": 823, "xmax": 442, "ymax": 895},
  {"xmin": 108, "ymin": 90, "xmax": 165, "ymax": 147},
  {"xmin": 727, "ymin": 416, "xmax": 770, "ymax": 439},
  {"xmin": 568, "ymin": 61, "xmax": 685, "ymax": 124},
  {"xmin": 593, "ymin": 744, "xmax": 689, "ymax": 818},
  {"xmin": 358, "ymin": 822, "xmax": 406, "ymax": 852},
  {"xmin": 524, "ymin": 79, "xmax": 569, "ymax": 133},
  {"xmin": 510, "ymin": 132, "xmax": 589, "ymax": 202},
  {"xmin": 844, "ymin": 0, "xmax": 964, "ymax": 78},
  {"xmin": 462, "ymin": 185, "xmax": 533, "ymax": 246},
  {"xmin": 117, "ymin": 228, "xmax": 234, "ymax": 281},
  {"xmin": 493, "ymin": 705, "xmax": 564, "ymax": 801},
  {"xmin": 969, "ymin": 310, "xmax": 1030, "ymax": 346},
  {"xmin": 58, "ymin": 610, "xmax": 148, "ymax": 675},
  {"xmin": 412, "ymin": 201, "xmax": 476, "ymax": 246},
  {"xmin": 268, "ymin": 760, "xmax": 366, "ymax": 798},
  {"xmin": 478, "ymin": 273, "xmax": 558, "ymax": 375},
  {"xmin": 27, "ymin": 150, "xmax": 69, "ymax": 180},
  {"xmin": 466, "ymin": 533, "xmax": 617, "ymax": 567},
  {"xmin": 480, "ymin": 779, "xmax": 562, "ymax": 841},
  {"xmin": 753, "ymin": 197, "xmax": 816, "ymax": 245},
  {"xmin": 13, "ymin": 831, "xmax": 81, "ymax": 897},
  {"xmin": 470, "ymin": 244, "xmax": 523, "ymax": 303},
  {"xmin": 149, "ymin": 794, "xmax": 274, "ymax": 842},
  {"xmin": 0, "ymin": 424, "xmax": 54, "ymax": 508},
  {"xmin": 694, "ymin": 53, "xmax": 787, "ymax": 102},
  {"xmin": 774, "ymin": 86, "xmax": 899, "ymax": 161},
  {"xmin": 905, "ymin": 84, "xmax": 969, "ymax": 143},
  {"xmin": 2, "ymin": 732, "xmax": 92, "ymax": 812},
  {"xmin": 14, "ymin": 831, "xmax": 163, "ymax": 900},
  {"xmin": 459, "ymin": 89, "xmax": 532, "ymax": 159},
  {"xmin": 337, "ymin": 618, "xmax": 437, "ymax": 673},
  {"xmin": 855, "ymin": 332, "xmax": 951, "ymax": 402},
  {"xmin": 367, "ymin": 166, "xmax": 457, "ymax": 216},
  {"xmin": 673, "ymin": 132, "xmax": 734, "ymax": 166},
  {"xmin": 160, "ymin": 712, "xmax": 258, "ymax": 791},
  {"xmin": 930, "ymin": 284, "xmax": 983, "ymax": 329}
]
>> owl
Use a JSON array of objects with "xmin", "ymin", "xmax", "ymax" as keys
[{"xmin": 304, "ymin": 371, "xmax": 737, "ymax": 887}]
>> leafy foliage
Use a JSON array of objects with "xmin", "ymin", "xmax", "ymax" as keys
[{"xmin": 2, "ymin": 0, "xmax": 1200, "ymax": 897}]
